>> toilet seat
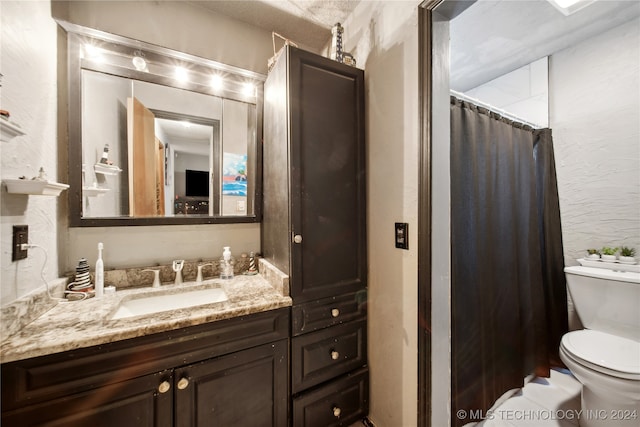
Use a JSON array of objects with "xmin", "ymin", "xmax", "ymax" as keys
[{"xmin": 561, "ymin": 330, "xmax": 640, "ymax": 380}]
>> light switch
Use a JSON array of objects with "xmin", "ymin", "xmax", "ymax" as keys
[
  {"xmin": 236, "ymin": 200, "xmax": 246, "ymax": 212},
  {"xmin": 395, "ymin": 222, "xmax": 408, "ymax": 250}
]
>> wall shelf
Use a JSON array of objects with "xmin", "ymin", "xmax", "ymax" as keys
[
  {"xmin": 4, "ymin": 179, "xmax": 70, "ymax": 196},
  {"xmin": 83, "ymin": 186, "xmax": 110, "ymax": 197},
  {"xmin": 1, "ymin": 119, "xmax": 26, "ymax": 142},
  {"xmin": 94, "ymin": 163, "xmax": 122, "ymax": 175}
]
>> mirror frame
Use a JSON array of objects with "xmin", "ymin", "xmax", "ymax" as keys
[{"xmin": 59, "ymin": 21, "xmax": 264, "ymax": 227}]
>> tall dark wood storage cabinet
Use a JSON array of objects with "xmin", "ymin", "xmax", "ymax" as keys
[{"xmin": 263, "ymin": 46, "xmax": 368, "ymax": 427}]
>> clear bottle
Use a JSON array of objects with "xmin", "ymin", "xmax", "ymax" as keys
[{"xmin": 219, "ymin": 246, "xmax": 235, "ymax": 280}]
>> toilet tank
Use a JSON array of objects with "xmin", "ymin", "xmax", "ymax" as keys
[{"xmin": 565, "ymin": 266, "xmax": 640, "ymax": 342}]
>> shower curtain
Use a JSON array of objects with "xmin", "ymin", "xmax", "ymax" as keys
[{"xmin": 450, "ymin": 97, "xmax": 568, "ymax": 427}]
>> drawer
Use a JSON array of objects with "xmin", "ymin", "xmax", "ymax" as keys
[
  {"xmin": 292, "ymin": 291, "xmax": 367, "ymax": 336},
  {"xmin": 292, "ymin": 320, "xmax": 367, "ymax": 393},
  {"xmin": 293, "ymin": 367, "xmax": 369, "ymax": 427}
]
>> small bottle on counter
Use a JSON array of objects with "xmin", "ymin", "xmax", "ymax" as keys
[
  {"xmin": 95, "ymin": 242, "xmax": 104, "ymax": 298},
  {"xmin": 219, "ymin": 246, "xmax": 235, "ymax": 280}
]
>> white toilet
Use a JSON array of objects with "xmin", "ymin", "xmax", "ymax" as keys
[{"xmin": 560, "ymin": 265, "xmax": 640, "ymax": 427}]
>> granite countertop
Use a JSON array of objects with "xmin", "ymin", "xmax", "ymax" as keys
[{"xmin": 0, "ymin": 260, "xmax": 291, "ymax": 364}]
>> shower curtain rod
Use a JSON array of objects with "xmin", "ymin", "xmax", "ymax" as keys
[{"xmin": 450, "ymin": 90, "xmax": 544, "ymax": 129}]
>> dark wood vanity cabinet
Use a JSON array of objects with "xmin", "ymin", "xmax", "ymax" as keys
[
  {"xmin": 263, "ymin": 46, "xmax": 368, "ymax": 426},
  {"xmin": 1, "ymin": 308, "xmax": 289, "ymax": 427}
]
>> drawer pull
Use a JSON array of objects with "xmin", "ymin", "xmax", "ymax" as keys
[
  {"xmin": 333, "ymin": 406, "xmax": 342, "ymax": 418},
  {"xmin": 177, "ymin": 377, "xmax": 190, "ymax": 390},
  {"xmin": 293, "ymin": 234, "xmax": 303, "ymax": 244},
  {"xmin": 331, "ymin": 308, "xmax": 340, "ymax": 318},
  {"xmin": 158, "ymin": 381, "xmax": 171, "ymax": 394},
  {"xmin": 331, "ymin": 350, "xmax": 340, "ymax": 360}
]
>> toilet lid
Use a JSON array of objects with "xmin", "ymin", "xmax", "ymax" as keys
[{"xmin": 562, "ymin": 330, "xmax": 640, "ymax": 376}]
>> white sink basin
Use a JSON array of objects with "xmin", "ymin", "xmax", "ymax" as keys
[{"xmin": 111, "ymin": 287, "xmax": 228, "ymax": 320}]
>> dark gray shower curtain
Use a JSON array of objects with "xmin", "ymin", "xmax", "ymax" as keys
[{"xmin": 450, "ymin": 97, "xmax": 568, "ymax": 427}]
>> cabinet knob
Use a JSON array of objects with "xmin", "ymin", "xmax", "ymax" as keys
[
  {"xmin": 177, "ymin": 377, "xmax": 190, "ymax": 390},
  {"xmin": 293, "ymin": 234, "xmax": 303, "ymax": 244},
  {"xmin": 333, "ymin": 406, "xmax": 342, "ymax": 418},
  {"xmin": 158, "ymin": 381, "xmax": 171, "ymax": 394},
  {"xmin": 331, "ymin": 350, "xmax": 340, "ymax": 360},
  {"xmin": 331, "ymin": 308, "xmax": 340, "ymax": 318}
]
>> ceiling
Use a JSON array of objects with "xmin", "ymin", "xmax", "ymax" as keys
[
  {"xmin": 188, "ymin": 0, "xmax": 361, "ymax": 52},
  {"xmin": 450, "ymin": 0, "xmax": 640, "ymax": 91},
  {"xmin": 190, "ymin": 1, "xmax": 638, "ymax": 92}
]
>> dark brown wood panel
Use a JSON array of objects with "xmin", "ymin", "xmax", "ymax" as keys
[
  {"xmin": 292, "ymin": 320, "xmax": 367, "ymax": 393},
  {"xmin": 292, "ymin": 291, "xmax": 367, "ymax": 336},
  {"xmin": 1, "ymin": 370, "xmax": 173, "ymax": 427},
  {"xmin": 292, "ymin": 367, "xmax": 369, "ymax": 427},
  {"xmin": 1, "ymin": 308, "xmax": 289, "ymax": 411},
  {"xmin": 175, "ymin": 340, "xmax": 288, "ymax": 427},
  {"xmin": 289, "ymin": 47, "xmax": 366, "ymax": 303}
]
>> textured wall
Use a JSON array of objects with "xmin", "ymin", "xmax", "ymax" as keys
[
  {"xmin": 1, "ymin": 1, "xmax": 278, "ymax": 307},
  {"xmin": 1, "ymin": 1, "xmax": 61, "ymax": 306},
  {"xmin": 342, "ymin": 3, "xmax": 419, "ymax": 426},
  {"xmin": 550, "ymin": 18, "xmax": 640, "ymax": 266}
]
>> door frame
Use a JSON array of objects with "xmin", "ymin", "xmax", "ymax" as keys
[{"xmin": 418, "ymin": 2, "xmax": 476, "ymax": 426}]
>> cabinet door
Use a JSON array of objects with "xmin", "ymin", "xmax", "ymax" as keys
[
  {"xmin": 289, "ymin": 47, "xmax": 367, "ymax": 303},
  {"xmin": 1, "ymin": 370, "xmax": 173, "ymax": 427},
  {"xmin": 175, "ymin": 340, "xmax": 288, "ymax": 427}
]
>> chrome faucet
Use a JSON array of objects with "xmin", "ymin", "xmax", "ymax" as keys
[
  {"xmin": 196, "ymin": 263, "xmax": 214, "ymax": 283},
  {"xmin": 142, "ymin": 269, "xmax": 162, "ymax": 288},
  {"xmin": 172, "ymin": 260, "xmax": 185, "ymax": 285}
]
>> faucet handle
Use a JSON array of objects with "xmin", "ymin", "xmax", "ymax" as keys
[
  {"xmin": 142, "ymin": 269, "xmax": 161, "ymax": 288},
  {"xmin": 197, "ymin": 263, "xmax": 214, "ymax": 283},
  {"xmin": 172, "ymin": 260, "xmax": 185, "ymax": 272}
]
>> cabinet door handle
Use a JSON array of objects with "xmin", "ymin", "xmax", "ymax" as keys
[
  {"xmin": 293, "ymin": 234, "xmax": 303, "ymax": 244},
  {"xmin": 331, "ymin": 350, "xmax": 340, "ymax": 360},
  {"xmin": 333, "ymin": 406, "xmax": 342, "ymax": 417},
  {"xmin": 331, "ymin": 308, "xmax": 340, "ymax": 318},
  {"xmin": 177, "ymin": 377, "xmax": 190, "ymax": 390},
  {"xmin": 158, "ymin": 381, "xmax": 171, "ymax": 394}
]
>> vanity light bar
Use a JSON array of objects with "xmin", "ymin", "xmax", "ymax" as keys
[{"xmin": 58, "ymin": 20, "xmax": 265, "ymax": 102}]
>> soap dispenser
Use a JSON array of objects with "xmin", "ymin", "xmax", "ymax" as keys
[{"xmin": 219, "ymin": 246, "xmax": 235, "ymax": 280}]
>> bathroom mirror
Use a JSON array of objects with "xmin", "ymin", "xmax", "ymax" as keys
[{"xmin": 61, "ymin": 21, "xmax": 264, "ymax": 226}]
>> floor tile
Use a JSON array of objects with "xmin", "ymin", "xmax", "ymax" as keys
[
  {"xmin": 489, "ymin": 392, "xmax": 577, "ymax": 427},
  {"xmin": 547, "ymin": 368, "xmax": 582, "ymax": 398},
  {"xmin": 521, "ymin": 377, "xmax": 581, "ymax": 425}
]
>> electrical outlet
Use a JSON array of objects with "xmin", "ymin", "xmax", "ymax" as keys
[{"xmin": 12, "ymin": 225, "xmax": 28, "ymax": 261}]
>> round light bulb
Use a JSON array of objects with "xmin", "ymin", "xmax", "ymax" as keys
[
  {"xmin": 132, "ymin": 56, "xmax": 147, "ymax": 71},
  {"xmin": 174, "ymin": 66, "xmax": 188, "ymax": 82},
  {"xmin": 210, "ymin": 75, "xmax": 224, "ymax": 90},
  {"xmin": 242, "ymin": 82, "xmax": 255, "ymax": 97}
]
